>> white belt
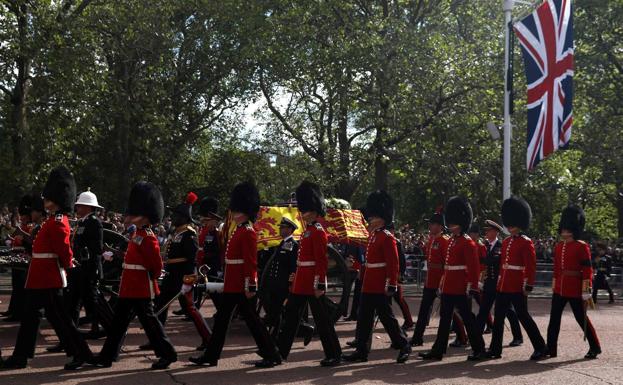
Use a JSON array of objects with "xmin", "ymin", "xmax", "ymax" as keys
[
  {"xmin": 444, "ymin": 265, "xmax": 466, "ymax": 271},
  {"xmin": 123, "ymin": 263, "xmax": 146, "ymax": 271},
  {"xmin": 225, "ymin": 259, "xmax": 244, "ymax": 265},
  {"xmin": 297, "ymin": 261, "xmax": 316, "ymax": 267},
  {"xmin": 32, "ymin": 253, "xmax": 58, "ymax": 259},
  {"xmin": 503, "ymin": 264, "xmax": 525, "ymax": 271},
  {"xmin": 366, "ymin": 262, "xmax": 387, "ymax": 268}
]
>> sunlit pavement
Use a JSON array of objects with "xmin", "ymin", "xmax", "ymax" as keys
[{"xmin": 0, "ymin": 294, "xmax": 621, "ymax": 385}]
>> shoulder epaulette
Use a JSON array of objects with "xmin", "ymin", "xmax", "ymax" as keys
[
  {"xmin": 521, "ymin": 234, "xmax": 531, "ymax": 241},
  {"xmin": 442, "ymin": 234, "xmax": 450, "ymax": 240},
  {"xmin": 184, "ymin": 225, "xmax": 197, "ymax": 234},
  {"xmin": 55, "ymin": 213, "xmax": 63, "ymax": 222},
  {"xmin": 383, "ymin": 229, "xmax": 393, "ymax": 237},
  {"xmin": 245, "ymin": 223, "xmax": 254, "ymax": 230},
  {"xmin": 463, "ymin": 234, "xmax": 471, "ymax": 240},
  {"xmin": 144, "ymin": 228, "xmax": 155, "ymax": 237},
  {"xmin": 314, "ymin": 222, "xmax": 323, "ymax": 230},
  {"xmin": 577, "ymin": 240, "xmax": 587, "ymax": 245}
]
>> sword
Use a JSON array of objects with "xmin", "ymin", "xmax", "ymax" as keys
[{"xmin": 155, "ymin": 291, "xmax": 184, "ymax": 316}]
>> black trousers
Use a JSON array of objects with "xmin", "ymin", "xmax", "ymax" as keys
[
  {"xmin": 592, "ymin": 276, "xmax": 614, "ymax": 303},
  {"xmin": 348, "ymin": 278, "xmax": 362, "ymax": 319},
  {"xmin": 100, "ymin": 298, "xmax": 176, "ymax": 362},
  {"xmin": 412, "ymin": 288, "xmax": 465, "ymax": 342},
  {"xmin": 67, "ymin": 269, "xmax": 114, "ymax": 332},
  {"xmin": 489, "ymin": 292, "xmax": 546, "ymax": 355},
  {"xmin": 546, "ymin": 294, "xmax": 600, "ymax": 354},
  {"xmin": 12, "ymin": 288, "xmax": 92, "ymax": 361},
  {"xmin": 201, "ymin": 292, "xmax": 279, "ymax": 362},
  {"xmin": 278, "ymin": 293, "xmax": 342, "ymax": 360},
  {"xmin": 266, "ymin": 289, "xmax": 288, "ymax": 331},
  {"xmin": 355, "ymin": 293, "xmax": 408, "ymax": 355},
  {"xmin": 430, "ymin": 294, "xmax": 484, "ymax": 354},
  {"xmin": 476, "ymin": 290, "xmax": 523, "ymax": 340},
  {"xmin": 393, "ymin": 285, "xmax": 413, "ymax": 325},
  {"xmin": 7, "ymin": 268, "xmax": 26, "ymax": 318}
]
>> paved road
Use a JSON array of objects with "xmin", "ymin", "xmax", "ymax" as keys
[{"xmin": 0, "ymin": 295, "xmax": 620, "ymax": 385}]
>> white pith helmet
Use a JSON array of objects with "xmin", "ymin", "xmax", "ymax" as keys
[{"xmin": 75, "ymin": 187, "xmax": 103, "ymax": 209}]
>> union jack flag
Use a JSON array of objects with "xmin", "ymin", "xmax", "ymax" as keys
[{"xmin": 514, "ymin": 0, "xmax": 574, "ymax": 170}]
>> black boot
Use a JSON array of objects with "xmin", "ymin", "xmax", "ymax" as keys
[
  {"xmin": 254, "ymin": 357, "xmax": 281, "ymax": 368},
  {"xmin": 418, "ymin": 351, "xmax": 443, "ymax": 360},
  {"xmin": 410, "ymin": 337, "xmax": 423, "ymax": 347},
  {"xmin": 46, "ymin": 343, "xmax": 65, "ymax": 353},
  {"xmin": 189, "ymin": 355, "xmax": 217, "ymax": 366},
  {"xmin": 320, "ymin": 357, "xmax": 341, "ymax": 367},
  {"xmin": 397, "ymin": 345, "xmax": 411, "ymax": 363},
  {"xmin": 152, "ymin": 357, "xmax": 176, "ymax": 370},
  {"xmin": 509, "ymin": 339, "xmax": 523, "ymax": 347},
  {"xmin": 585, "ymin": 347, "xmax": 601, "ymax": 359},
  {"xmin": 1, "ymin": 356, "xmax": 27, "ymax": 370},
  {"xmin": 342, "ymin": 350, "xmax": 368, "ymax": 363}
]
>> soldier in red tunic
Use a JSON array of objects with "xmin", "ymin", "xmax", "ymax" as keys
[
  {"xmin": 2, "ymin": 167, "xmax": 94, "ymax": 371},
  {"xmin": 410, "ymin": 210, "xmax": 449, "ymax": 346},
  {"xmin": 96, "ymin": 181, "xmax": 177, "ymax": 370},
  {"xmin": 190, "ymin": 182, "xmax": 280, "ymax": 368},
  {"xmin": 546, "ymin": 205, "xmax": 601, "ymax": 359},
  {"xmin": 486, "ymin": 196, "xmax": 548, "ymax": 360},
  {"xmin": 419, "ymin": 196, "xmax": 485, "ymax": 361},
  {"xmin": 276, "ymin": 181, "xmax": 342, "ymax": 367},
  {"xmin": 342, "ymin": 191, "xmax": 411, "ymax": 363}
]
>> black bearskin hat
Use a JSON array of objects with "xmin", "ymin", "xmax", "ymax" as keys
[
  {"xmin": 42, "ymin": 166, "xmax": 76, "ymax": 213},
  {"xmin": 125, "ymin": 181, "xmax": 164, "ymax": 224},
  {"xmin": 445, "ymin": 196, "xmax": 473, "ymax": 232},
  {"xmin": 428, "ymin": 207, "xmax": 446, "ymax": 227},
  {"xmin": 199, "ymin": 196, "xmax": 221, "ymax": 219},
  {"xmin": 501, "ymin": 196, "xmax": 532, "ymax": 230},
  {"xmin": 558, "ymin": 205, "xmax": 585, "ymax": 240},
  {"xmin": 18, "ymin": 195, "xmax": 33, "ymax": 216},
  {"xmin": 172, "ymin": 192, "xmax": 198, "ymax": 224},
  {"xmin": 295, "ymin": 181, "xmax": 326, "ymax": 217},
  {"xmin": 31, "ymin": 194, "xmax": 45, "ymax": 213},
  {"xmin": 229, "ymin": 182, "xmax": 260, "ymax": 221},
  {"xmin": 365, "ymin": 190, "xmax": 394, "ymax": 225}
]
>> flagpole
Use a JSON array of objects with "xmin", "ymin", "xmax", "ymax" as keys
[{"xmin": 503, "ymin": 0, "xmax": 514, "ymax": 201}]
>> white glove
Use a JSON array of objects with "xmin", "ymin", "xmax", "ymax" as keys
[
  {"xmin": 181, "ymin": 284, "xmax": 193, "ymax": 294},
  {"xmin": 582, "ymin": 292, "xmax": 592, "ymax": 301},
  {"xmin": 478, "ymin": 281, "xmax": 484, "ymax": 290},
  {"xmin": 102, "ymin": 251, "xmax": 114, "ymax": 261}
]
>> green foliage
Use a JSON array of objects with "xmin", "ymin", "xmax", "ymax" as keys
[{"xmin": 0, "ymin": 0, "xmax": 620, "ymax": 239}]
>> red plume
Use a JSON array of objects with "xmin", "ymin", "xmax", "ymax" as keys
[{"xmin": 186, "ymin": 192, "xmax": 198, "ymax": 205}]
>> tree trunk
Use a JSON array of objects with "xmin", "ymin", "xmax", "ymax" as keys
[
  {"xmin": 10, "ymin": 4, "xmax": 31, "ymax": 169},
  {"xmin": 374, "ymin": 153, "xmax": 388, "ymax": 192}
]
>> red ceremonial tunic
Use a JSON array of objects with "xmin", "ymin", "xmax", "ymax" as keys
[
  {"xmin": 196, "ymin": 226, "xmax": 209, "ymax": 266},
  {"xmin": 361, "ymin": 228, "xmax": 399, "ymax": 294},
  {"xmin": 119, "ymin": 227, "xmax": 163, "ymax": 299},
  {"xmin": 552, "ymin": 240, "xmax": 592, "ymax": 298},
  {"xmin": 424, "ymin": 234, "xmax": 449, "ymax": 289},
  {"xmin": 26, "ymin": 214, "xmax": 73, "ymax": 289},
  {"xmin": 439, "ymin": 234, "xmax": 480, "ymax": 295},
  {"xmin": 497, "ymin": 234, "xmax": 536, "ymax": 293},
  {"xmin": 292, "ymin": 222, "xmax": 328, "ymax": 296},
  {"xmin": 223, "ymin": 222, "xmax": 257, "ymax": 293}
]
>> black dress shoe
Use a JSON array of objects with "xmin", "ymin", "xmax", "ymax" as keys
[
  {"xmin": 397, "ymin": 346, "xmax": 411, "ymax": 363},
  {"xmin": 410, "ymin": 337, "xmax": 423, "ymax": 347},
  {"xmin": 342, "ymin": 351, "xmax": 368, "ymax": 362},
  {"xmin": 483, "ymin": 326, "xmax": 492, "ymax": 334},
  {"xmin": 1, "ymin": 356, "xmax": 27, "ymax": 369},
  {"xmin": 64, "ymin": 358, "xmax": 87, "ymax": 370},
  {"xmin": 484, "ymin": 350, "xmax": 502, "ymax": 359},
  {"xmin": 83, "ymin": 329, "xmax": 107, "ymax": 340},
  {"xmin": 254, "ymin": 358, "xmax": 281, "ymax": 368},
  {"xmin": 509, "ymin": 339, "xmax": 523, "ymax": 347},
  {"xmin": 419, "ymin": 351, "xmax": 443, "ymax": 360},
  {"xmin": 320, "ymin": 357, "xmax": 341, "ymax": 367},
  {"xmin": 585, "ymin": 348, "xmax": 601, "ymax": 359},
  {"xmin": 345, "ymin": 339, "xmax": 358, "ymax": 348},
  {"xmin": 343, "ymin": 316, "xmax": 357, "ymax": 321},
  {"xmin": 530, "ymin": 350, "xmax": 548, "ymax": 361},
  {"xmin": 46, "ymin": 343, "xmax": 65, "ymax": 353},
  {"xmin": 189, "ymin": 355, "xmax": 217, "ymax": 366},
  {"xmin": 467, "ymin": 351, "xmax": 486, "ymax": 361},
  {"xmin": 172, "ymin": 309, "xmax": 185, "ymax": 316},
  {"xmin": 139, "ymin": 342, "xmax": 153, "ymax": 351},
  {"xmin": 152, "ymin": 357, "xmax": 176, "ymax": 370},
  {"xmin": 449, "ymin": 339, "xmax": 467, "ymax": 348}
]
